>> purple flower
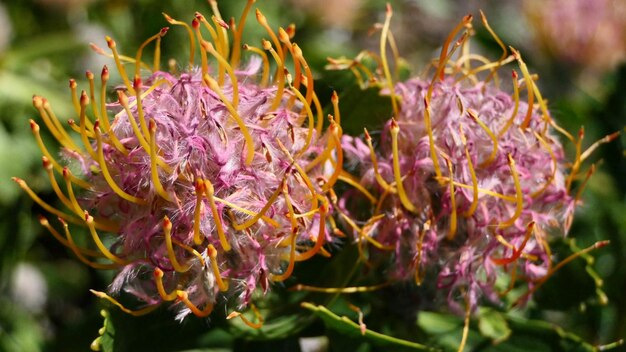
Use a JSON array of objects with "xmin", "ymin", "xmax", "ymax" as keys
[
  {"xmin": 16, "ymin": 5, "xmax": 341, "ymax": 322},
  {"xmin": 339, "ymin": 13, "xmax": 601, "ymax": 313}
]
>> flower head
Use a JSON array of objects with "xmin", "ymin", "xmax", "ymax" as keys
[
  {"xmin": 17, "ymin": 2, "xmax": 341, "ymax": 322},
  {"xmin": 338, "ymin": 10, "xmax": 609, "ymax": 312}
]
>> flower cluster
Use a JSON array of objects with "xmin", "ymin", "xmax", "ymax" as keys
[
  {"xmin": 338, "ymin": 10, "xmax": 607, "ymax": 312},
  {"xmin": 16, "ymin": 2, "xmax": 341, "ymax": 321},
  {"xmin": 525, "ymin": 0, "xmax": 626, "ymax": 74}
]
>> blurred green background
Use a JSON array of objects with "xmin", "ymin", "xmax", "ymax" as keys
[{"xmin": 0, "ymin": 0, "xmax": 624, "ymax": 351}]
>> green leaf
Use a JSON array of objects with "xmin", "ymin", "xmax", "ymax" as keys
[
  {"xmin": 302, "ymin": 302, "xmax": 436, "ymax": 351},
  {"xmin": 477, "ymin": 308, "xmax": 511, "ymax": 345}
]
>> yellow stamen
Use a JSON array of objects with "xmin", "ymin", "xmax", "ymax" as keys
[
  {"xmin": 364, "ymin": 128, "xmax": 395, "ymax": 193},
  {"xmin": 457, "ymin": 292, "xmax": 471, "ymax": 352},
  {"xmin": 62, "ymin": 167, "xmax": 85, "ymax": 216},
  {"xmin": 91, "ymin": 290, "xmax": 158, "ymax": 316},
  {"xmin": 498, "ymin": 70, "xmax": 520, "ymax": 138},
  {"xmin": 322, "ymin": 120, "xmax": 343, "ymax": 192},
  {"xmin": 98, "ymin": 66, "xmax": 128, "ymax": 154},
  {"xmin": 176, "ymin": 290, "xmax": 214, "ymax": 317},
  {"xmin": 85, "ymin": 212, "xmax": 129, "ymax": 265},
  {"xmin": 531, "ymin": 131, "xmax": 557, "ymax": 198},
  {"xmin": 262, "ymin": 40, "xmax": 286, "ymax": 111},
  {"xmin": 203, "ymin": 179, "xmax": 231, "ymax": 252},
  {"xmin": 204, "ymin": 74, "xmax": 256, "ymax": 166},
  {"xmin": 230, "ymin": 0, "xmax": 256, "ymax": 67},
  {"xmin": 498, "ymin": 154, "xmax": 523, "ymax": 228},
  {"xmin": 148, "ymin": 120, "xmax": 172, "ymax": 202},
  {"xmin": 243, "ymin": 44, "xmax": 269, "ymax": 86},
  {"xmin": 295, "ymin": 202, "xmax": 328, "ymax": 261},
  {"xmin": 193, "ymin": 179, "xmax": 205, "ymax": 245},
  {"xmin": 291, "ymin": 281, "xmax": 391, "ymax": 294},
  {"xmin": 105, "ymin": 37, "xmax": 135, "ymax": 95},
  {"xmin": 574, "ymin": 164, "xmax": 595, "ymax": 205},
  {"xmin": 163, "ymin": 216, "xmax": 190, "ymax": 272},
  {"xmin": 226, "ymin": 304, "xmax": 264, "ymax": 329},
  {"xmin": 214, "ymin": 195, "xmax": 280, "ymax": 228},
  {"xmin": 380, "ymin": 4, "xmax": 398, "ymax": 116},
  {"xmin": 581, "ymin": 131, "xmax": 620, "ymax": 162},
  {"xmin": 423, "ymin": 97, "xmax": 443, "ymax": 182},
  {"xmin": 94, "ymin": 123, "xmax": 147, "ymax": 205},
  {"xmin": 338, "ymin": 172, "xmax": 377, "ymax": 204},
  {"xmin": 207, "ymin": 244, "xmax": 229, "ymax": 291},
  {"xmin": 271, "ymin": 227, "xmax": 297, "ymax": 282},
  {"xmin": 203, "ymin": 41, "xmax": 239, "ymax": 108},
  {"xmin": 39, "ymin": 216, "xmax": 102, "ymax": 258},
  {"xmin": 446, "ymin": 159, "xmax": 457, "ymax": 240},
  {"xmin": 458, "ymin": 125, "xmax": 479, "ymax": 217},
  {"xmin": 255, "ymin": 9, "xmax": 284, "ymax": 61},
  {"xmin": 292, "ymin": 44, "xmax": 314, "ymax": 106},
  {"xmin": 33, "ymin": 96, "xmax": 76, "ymax": 151},
  {"xmin": 228, "ymin": 179, "xmax": 284, "ymax": 231},
  {"xmin": 479, "ymin": 10, "xmax": 507, "ymax": 83},
  {"xmin": 69, "ymin": 78, "xmax": 80, "ymax": 114},
  {"xmin": 162, "ymin": 13, "xmax": 195, "ymax": 68},
  {"xmin": 467, "ymin": 109, "xmax": 498, "ymax": 167},
  {"xmin": 12, "ymin": 177, "xmax": 82, "ymax": 226},
  {"xmin": 289, "ymin": 85, "xmax": 314, "ymax": 157},
  {"xmin": 78, "ymin": 91, "xmax": 98, "ymax": 160},
  {"xmin": 117, "ymin": 91, "xmax": 149, "ymax": 150},
  {"xmin": 211, "ymin": 15, "xmax": 229, "ymax": 84},
  {"xmin": 274, "ymin": 138, "xmax": 319, "ymax": 212},
  {"xmin": 134, "ymin": 27, "xmax": 168, "ymax": 78},
  {"xmin": 414, "ymin": 221, "xmax": 430, "ymax": 285},
  {"xmin": 192, "ymin": 17, "xmax": 210, "ymax": 77},
  {"xmin": 389, "ymin": 119, "xmax": 418, "ymax": 213},
  {"xmin": 133, "ymin": 76, "xmax": 152, "ymax": 144},
  {"xmin": 153, "ymin": 267, "xmax": 178, "ymax": 301},
  {"xmin": 510, "ymin": 48, "xmax": 535, "ymax": 130},
  {"xmin": 41, "ymin": 156, "xmax": 73, "ymax": 211},
  {"xmin": 208, "ymin": 0, "xmax": 229, "ymax": 58},
  {"xmin": 59, "ymin": 219, "xmax": 117, "ymax": 269}
]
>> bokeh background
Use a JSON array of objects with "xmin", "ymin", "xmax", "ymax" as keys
[{"xmin": 0, "ymin": 0, "xmax": 625, "ymax": 351}]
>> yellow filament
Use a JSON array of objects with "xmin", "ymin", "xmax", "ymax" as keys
[
  {"xmin": 468, "ymin": 110, "xmax": 498, "ymax": 167},
  {"xmin": 117, "ymin": 92, "xmax": 150, "ymax": 150},
  {"xmin": 40, "ymin": 217, "xmax": 103, "ymax": 259},
  {"xmin": 78, "ymin": 93, "xmax": 98, "ymax": 159},
  {"xmin": 153, "ymin": 267, "xmax": 178, "ymax": 301},
  {"xmin": 437, "ymin": 178, "xmax": 516, "ymax": 202},
  {"xmin": 42, "ymin": 99, "xmax": 79, "ymax": 151},
  {"xmin": 311, "ymin": 89, "xmax": 324, "ymax": 137},
  {"xmin": 98, "ymin": 67, "xmax": 128, "ymax": 154},
  {"xmin": 193, "ymin": 19, "xmax": 210, "ymax": 77},
  {"xmin": 510, "ymin": 48, "xmax": 535, "ymax": 130},
  {"xmin": 62, "ymin": 168, "xmax": 85, "ymax": 217},
  {"xmin": 322, "ymin": 123, "xmax": 343, "ymax": 192},
  {"xmin": 208, "ymin": 0, "xmax": 229, "ymax": 58},
  {"xmin": 203, "ymin": 41, "xmax": 239, "ymax": 108},
  {"xmin": 41, "ymin": 158, "xmax": 73, "ymax": 212},
  {"xmin": 574, "ymin": 165, "xmax": 595, "ymax": 204},
  {"xmin": 154, "ymin": 35, "xmax": 162, "ymax": 71},
  {"xmin": 423, "ymin": 97, "xmax": 443, "ymax": 182},
  {"xmin": 380, "ymin": 4, "xmax": 398, "ymax": 116},
  {"xmin": 479, "ymin": 10, "xmax": 508, "ymax": 83},
  {"xmin": 458, "ymin": 126, "xmax": 479, "ymax": 217},
  {"xmin": 91, "ymin": 290, "xmax": 158, "ymax": 316},
  {"xmin": 498, "ymin": 154, "xmax": 523, "ymax": 228},
  {"xmin": 289, "ymin": 85, "xmax": 314, "ymax": 157},
  {"xmin": 94, "ymin": 126, "xmax": 147, "ymax": 205},
  {"xmin": 148, "ymin": 121, "xmax": 172, "ymax": 202},
  {"xmin": 133, "ymin": 77, "xmax": 152, "ymax": 144},
  {"xmin": 134, "ymin": 28, "xmax": 167, "ymax": 78},
  {"xmin": 294, "ymin": 203, "xmax": 328, "ymax": 261},
  {"xmin": 271, "ymin": 228, "xmax": 297, "ymax": 282},
  {"xmin": 243, "ymin": 44, "xmax": 269, "ymax": 86},
  {"xmin": 498, "ymin": 70, "xmax": 521, "ymax": 138},
  {"xmin": 531, "ymin": 131, "xmax": 557, "ymax": 198},
  {"xmin": 291, "ymin": 281, "xmax": 391, "ymax": 293},
  {"xmin": 263, "ymin": 40, "xmax": 286, "ymax": 111},
  {"xmin": 69, "ymin": 79, "xmax": 80, "ymax": 115},
  {"xmin": 231, "ymin": 179, "xmax": 284, "ymax": 231},
  {"xmin": 274, "ymin": 138, "xmax": 319, "ymax": 212},
  {"xmin": 34, "ymin": 97, "xmax": 76, "ymax": 151},
  {"xmin": 86, "ymin": 213, "xmax": 128, "ymax": 265},
  {"xmin": 204, "ymin": 75, "xmax": 256, "ymax": 166},
  {"xmin": 163, "ymin": 216, "xmax": 191, "ymax": 272},
  {"xmin": 390, "ymin": 120, "xmax": 418, "ymax": 213},
  {"xmin": 162, "ymin": 13, "xmax": 195, "ymax": 67},
  {"xmin": 207, "ymin": 244, "xmax": 229, "ymax": 291},
  {"xmin": 12, "ymin": 177, "xmax": 83, "ymax": 226},
  {"xmin": 227, "ymin": 304, "xmax": 264, "ymax": 329},
  {"xmin": 304, "ymin": 128, "xmax": 335, "ymax": 172},
  {"xmin": 203, "ymin": 179, "xmax": 231, "ymax": 252},
  {"xmin": 193, "ymin": 179, "xmax": 205, "ymax": 245},
  {"xmin": 331, "ymin": 91, "xmax": 341, "ymax": 125},
  {"xmin": 278, "ymin": 28, "xmax": 301, "ymax": 90},
  {"xmin": 364, "ymin": 128, "xmax": 395, "ymax": 193},
  {"xmin": 214, "ymin": 196, "xmax": 280, "ymax": 228},
  {"xmin": 176, "ymin": 290, "xmax": 214, "ymax": 317},
  {"xmin": 230, "ymin": 0, "xmax": 256, "ymax": 67},
  {"xmin": 457, "ymin": 293, "xmax": 471, "ymax": 352},
  {"xmin": 581, "ymin": 131, "xmax": 620, "ymax": 162},
  {"xmin": 105, "ymin": 37, "xmax": 135, "ymax": 95},
  {"xmin": 282, "ymin": 183, "xmax": 299, "ymax": 232},
  {"xmin": 60, "ymin": 220, "xmax": 117, "ymax": 269},
  {"xmin": 338, "ymin": 172, "xmax": 377, "ymax": 204},
  {"xmin": 446, "ymin": 159, "xmax": 457, "ymax": 240},
  {"xmin": 414, "ymin": 221, "xmax": 430, "ymax": 285},
  {"xmin": 256, "ymin": 9, "xmax": 284, "ymax": 61},
  {"xmin": 211, "ymin": 15, "xmax": 229, "ymax": 84},
  {"xmin": 293, "ymin": 44, "xmax": 314, "ymax": 105},
  {"xmin": 173, "ymin": 239, "xmax": 205, "ymax": 267}
]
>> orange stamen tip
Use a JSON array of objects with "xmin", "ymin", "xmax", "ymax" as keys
[
  {"xmin": 226, "ymin": 312, "xmax": 240, "ymax": 320},
  {"xmin": 133, "ymin": 76, "xmax": 142, "ymax": 90},
  {"xmin": 202, "ymin": 40, "xmax": 214, "ymax": 51},
  {"xmin": 255, "ymin": 9, "xmax": 266, "ymax": 23},
  {"xmin": 286, "ymin": 23, "xmax": 296, "ymax": 37},
  {"xmin": 42, "ymin": 156, "xmax": 52, "ymax": 170},
  {"xmin": 86, "ymin": 70, "xmax": 94, "ymax": 80},
  {"xmin": 463, "ymin": 14, "xmax": 473, "ymax": 23},
  {"xmin": 194, "ymin": 178, "xmax": 205, "ymax": 192},
  {"xmin": 175, "ymin": 290, "xmax": 187, "ymax": 300},
  {"xmin": 512, "ymin": 70, "xmax": 518, "ymax": 79},
  {"xmin": 261, "ymin": 39, "xmax": 272, "ymax": 50},
  {"xmin": 105, "ymin": 36, "xmax": 116, "ymax": 48},
  {"xmin": 364, "ymin": 128, "xmax": 371, "ymax": 140},
  {"xmin": 390, "ymin": 118, "xmax": 399, "ymax": 130},
  {"xmin": 11, "ymin": 176, "xmax": 23, "ymax": 185},
  {"xmin": 163, "ymin": 216, "xmax": 172, "ymax": 230},
  {"xmin": 89, "ymin": 43, "xmax": 105, "ymax": 55},
  {"xmin": 84, "ymin": 211, "xmax": 94, "ymax": 223},
  {"xmin": 242, "ymin": 44, "xmax": 250, "ymax": 50},
  {"xmin": 162, "ymin": 13, "xmax": 174, "ymax": 23},
  {"xmin": 29, "ymin": 119, "xmax": 39, "ymax": 132},
  {"xmin": 331, "ymin": 91, "xmax": 338, "ymax": 102},
  {"xmin": 386, "ymin": 2, "xmax": 392, "ymax": 15},
  {"xmin": 80, "ymin": 90, "xmax": 89, "ymax": 106},
  {"xmin": 216, "ymin": 18, "xmax": 229, "ymax": 29},
  {"xmin": 207, "ymin": 244, "xmax": 217, "ymax": 258},
  {"xmin": 159, "ymin": 27, "xmax": 169, "ymax": 37},
  {"xmin": 154, "ymin": 267, "xmax": 164, "ymax": 278},
  {"xmin": 595, "ymin": 240, "xmax": 610, "ymax": 249},
  {"xmin": 94, "ymin": 120, "xmax": 100, "ymax": 130},
  {"xmin": 69, "ymin": 79, "xmax": 77, "ymax": 88},
  {"xmin": 32, "ymin": 95, "xmax": 43, "ymax": 108},
  {"xmin": 37, "ymin": 215, "xmax": 49, "ymax": 225},
  {"xmin": 62, "ymin": 167, "xmax": 71, "ymax": 179},
  {"xmin": 192, "ymin": 18, "xmax": 200, "ymax": 29},
  {"xmin": 101, "ymin": 65, "xmax": 109, "ymax": 80},
  {"xmin": 68, "ymin": 119, "xmax": 75, "ymax": 126},
  {"xmin": 278, "ymin": 27, "xmax": 289, "ymax": 42},
  {"xmin": 204, "ymin": 179, "xmax": 215, "ymax": 194},
  {"xmin": 90, "ymin": 289, "xmax": 106, "ymax": 298},
  {"xmin": 578, "ymin": 126, "xmax": 585, "ymax": 139},
  {"xmin": 149, "ymin": 119, "xmax": 157, "ymax": 132}
]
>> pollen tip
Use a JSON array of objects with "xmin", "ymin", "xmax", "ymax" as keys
[
  {"xmin": 595, "ymin": 240, "xmax": 610, "ymax": 249},
  {"xmin": 207, "ymin": 244, "xmax": 217, "ymax": 258},
  {"xmin": 42, "ymin": 156, "xmax": 52, "ymax": 170},
  {"xmin": 37, "ymin": 215, "xmax": 48, "ymax": 225},
  {"xmin": 160, "ymin": 27, "xmax": 169, "ymax": 37},
  {"xmin": 153, "ymin": 267, "xmax": 164, "ymax": 278},
  {"xmin": 105, "ymin": 36, "xmax": 115, "ymax": 48},
  {"xmin": 163, "ymin": 216, "xmax": 172, "ymax": 229},
  {"xmin": 226, "ymin": 312, "xmax": 240, "ymax": 320},
  {"xmin": 89, "ymin": 289, "xmax": 105, "ymax": 298},
  {"xmin": 386, "ymin": 3, "xmax": 392, "ymax": 15},
  {"xmin": 512, "ymin": 69, "xmax": 518, "ymax": 79},
  {"xmin": 86, "ymin": 70, "xmax": 94, "ymax": 79},
  {"xmin": 69, "ymin": 79, "xmax": 77, "ymax": 88},
  {"xmin": 80, "ymin": 90, "xmax": 89, "ymax": 106},
  {"xmin": 390, "ymin": 118, "xmax": 399, "ymax": 130},
  {"xmin": 133, "ymin": 75, "xmax": 142, "ymax": 90},
  {"xmin": 29, "ymin": 119, "xmax": 40, "ymax": 132},
  {"xmin": 101, "ymin": 65, "xmax": 109, "ymax": 80},
  {"xmin": 261, "ymin": 39, "xmax": 272, "ymax": 50},
  {"xmin": 162, "ymin": 12, "xmax": 174, "ymax": 23},
  {"xmin": 278, "ymin": 27, "xmax": 289, "ymax": 43},
  {"xmin": 364, "ymin": 128, "xmax": 371, "ymax": 140}
]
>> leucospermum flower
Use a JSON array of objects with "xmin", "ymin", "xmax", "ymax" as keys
[
  {"xmin": 15, "ymin": 1, "xmax": 342, "ymax": 322},
  {"xmin": 335, "ymin": 7, "xmax": 614, "ymax": 314}
]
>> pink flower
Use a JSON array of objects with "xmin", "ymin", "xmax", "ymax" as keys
[{"xmin": 16, "ymin": 5, "xmax": 341, "ymax": 322}]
